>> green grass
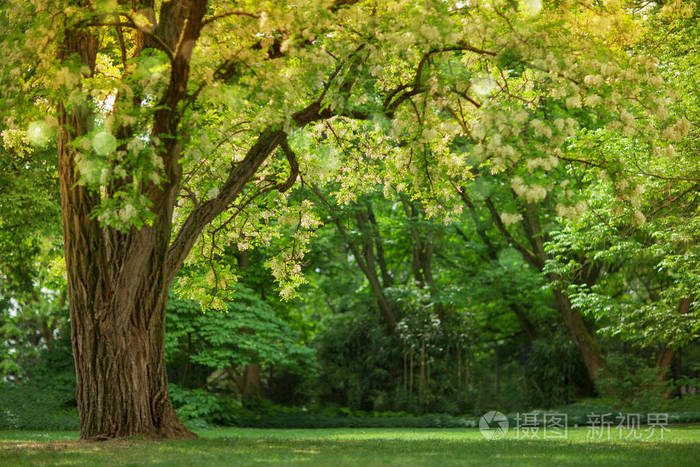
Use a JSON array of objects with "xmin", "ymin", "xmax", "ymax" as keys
[{"xmin": 1, "ymin": 426, "xmax": 699, "ymax": 466}]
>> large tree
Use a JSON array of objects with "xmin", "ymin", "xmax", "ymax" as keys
[{"xmin": 0, "ymin": 0, "xmax": 685, "ymax": 439}]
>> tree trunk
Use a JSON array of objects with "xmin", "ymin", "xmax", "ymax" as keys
[
  {"xmin": 553, "ymin": 288, "xmax": 606, "ymax": 385},
  {"xmin": 419, "ymin": 337, "xmax": 425, "ymax": 401},
  {"xmin": 355, "ymin": 209, "xmax": 398, "ymax": 331},
  {"xmin": 59, "ymin": 179, "xmax": 193, "ymax": 439},
  {"xmin": 57, "ymin": 56, "xmax": 192, "ymax": 442},
  {"xmin": 243, "ymin": 364, "xmax": 262, "ymax": 399},
  {"xmin": 481, "ymin": 192, "xmax": 605, "ymax": 385},
  {"xmin": 656, "ymin": 297, "xmax": 693, "ymax": 384},
  {"xmin": 52, "ymin": 0, "xmax": 332, "ymax": 441},
  {"xmin": 366, "ymin": 269, "xmax": 397, "ymax": 331},
  {"xmin": 69, "ymin": 284, "xmax": 193, "ymax": 440},
  {"xmin": 509, "ymin": 303, "xmax": 537, "ymax": 343},
  {"xmin": 457, "ymin": 193, "xmax": 538, "ymax": 341},
  {"xmin": 229, "ymin": 364, "xmax": 262, "ymax": 400}
]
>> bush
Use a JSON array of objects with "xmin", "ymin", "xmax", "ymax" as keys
[
  {"xmin": 596, "ymin": 354, "xmax": 673, "ymax": 411},
  {"xmin": 168, "ymin": 383, "xmax": 241, "ymax": 424},
  {"xmin": 0, "ymin": 383, "xmax": 78, "ymax": 430},
  {"xmin": 218, "ymin": 400, "xmax": 700, "ymax": 428},
  {"xmin": 669, "ymin": 394, "xmax": 700, "ymax": 412},
  {"xmin": 523, "ymin": 332, "xmax": 591, "ymax": 408}
]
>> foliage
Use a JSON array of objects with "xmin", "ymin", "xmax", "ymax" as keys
[
  {"xmin": 166, "ymin": 284, "xmax": 316, "ymax": 392},
  {"xmin": 0, "ymin": 0, "xmax": 699, "ymax": 435},
  {"xmin": 0, "ymin": 296, "xmax": 71, "ymax": 383},
  {"xmin": 524, "ymin": 332, "xmax": 591, "ymax": 408},
  {"xmin": 0, "ymin": 383, "xmax": 78, "ymax": 430},
  {"xmin": 596, "ymin": 353, "xmax": 675, "ymax": 412},
  {"xmin": 0, "ymin": 134, "xmax": 61, "ymax": 305},
  {"xmin": 1, "ymin": 0, "xmax": 691, "ymax": 298},
  {"xmin": 313, "ymin": 306, "xmax": 403, "ymax": 411},
  {"xmin": 168, "ymin": 383, "xmax": 232, "ymax": 425},
  {"xmin": 0, "ymin": 320, "xmax": 76, "ymax": 430}
]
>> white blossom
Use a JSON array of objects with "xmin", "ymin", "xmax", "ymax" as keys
[
  {"xmin": 207, "ymin": 187, "xmax": 220, "ymax": 200},
  {"xmin": 565, "ymin": 95, "xmax": 581, "ymax": 109},
  {"xmin": 119, "ymin": 203, "xmax": 137, "ymax": 222},
  {"xmin": 512, "ymin": 176, "xmax": 547, "ymax": 202},
  {"xmin": 500, "ymin": 212, "xmax": 523, "ymax": 226},
  {"xmin": 584, "ymin": 94, "xmax": 602, "ymax": 107},
  {"xmin": 583, "ymin": 74, "xmax": 603, "ymax": 87},
  {"xmin": 471, "ymin": 73, "xmax": 496, "ymax": 96}
]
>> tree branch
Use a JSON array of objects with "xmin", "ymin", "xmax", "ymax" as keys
[
  {"xmin": 202, "ymin": 10, "xmax": 259, "ymax": 26},
  {"xmin": 277, "ymin": 137, "xmax": 300, "ymax": 193},
  {"xmin": 483, "ymin": 197, "xmax": 542, "ymax": 268},
  {"xmin": 166, "ymin": 127, "xmax": 285, "ymax": 282}
]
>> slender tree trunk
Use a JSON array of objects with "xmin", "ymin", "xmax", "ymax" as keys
[
  {"xmin": 355, "ymin": 210, "xmax": 398, "ymax": 331},
  {"xmin": 553, "ymin": 288, "xmax": 605, "ymax": 384},
  {"xmin": 313, "ymin": 188, "xmax": 397, "ymax": 332},
  {"xmin": 244, "ymin": 364, "xmax": 262, "ymax": 399},
  {"xmin": 494, "ymin": 348, "xmax": 500, "ymax": 398},
  {"xmin": 366, "ymin": 203, "xmax": 392, "ymax": 288},
  {"xmin": 457, "ymin": 193, "xmax": 538, "ymax": 340},
  {"xmin": 656, "ymin": 297, "xmax": 693, "ymax": 384},
  {"xmin": 509, "ymin": 303, "xmax": 537, "ymax": 343},
  {"xmin": 366, "ymin": 270, "xmax": 397, "ymax": 331},
  {"xmin": 656, "ymin": 348, "xmax": 674, "ymax": 375},
  {"xmin": 457, "ymin": 351, "xmax": 462, "ymax": 388},
  {"xmin": 409, "ymin": 349, "xmax": 414, "ymax": 395},
  {"xmin": 464, "ymin": 351, "xmax": 470, "ymax": 388},
  {"xmin": 230, "ymin": 364, "xmax": 262, "ymax": 399},
  {"xmin": 419, "ymin": 336, "xmax": 425, "ymax": 401},
  {"xmin": 403, "ymin": 346, "xmax": 407, "ymax": 391}
]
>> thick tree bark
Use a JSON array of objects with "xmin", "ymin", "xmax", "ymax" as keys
[
  {"xmin": 55, "ymin": 13, "xmax": 192, "ymax": 439},
  {"xmin": 59, "ymin": 108, "xmax": 193, "ymax": 440},
  {"xmin": 68, "ymin": 277, "xmax": 192, "ymax": 439},
  {"xmin": 59, "ymin": 148, "xmax": 193, "ymax": 440}
]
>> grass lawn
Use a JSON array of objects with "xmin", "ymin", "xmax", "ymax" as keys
[{"xmin": 1, "ymin": 426, "xmax": 699, "ymax": 466}]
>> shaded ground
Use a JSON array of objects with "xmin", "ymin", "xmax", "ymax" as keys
[{"xmin": 1, "ymin": 426, "xmax": 699, "ymax": 466}]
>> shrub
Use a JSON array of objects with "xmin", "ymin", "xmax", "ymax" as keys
[
  {"xmin": 524, "ymin": 332, "xmax": 591, "ymax": 408},
  {"xmin": 169, "ymin": 383, "xmax": 224, "ymax": 422},
  {"xmin": 596, "ymin": 354, "xmax": 674, "ymax": 412},
  {"xmin": 0, "ymin": 383, "xmax": 78, "ymax": 430}
]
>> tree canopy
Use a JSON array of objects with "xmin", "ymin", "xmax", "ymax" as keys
[{"xmin": 0, "ymin": 0, "xmax": 697, "ymax": 440}]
